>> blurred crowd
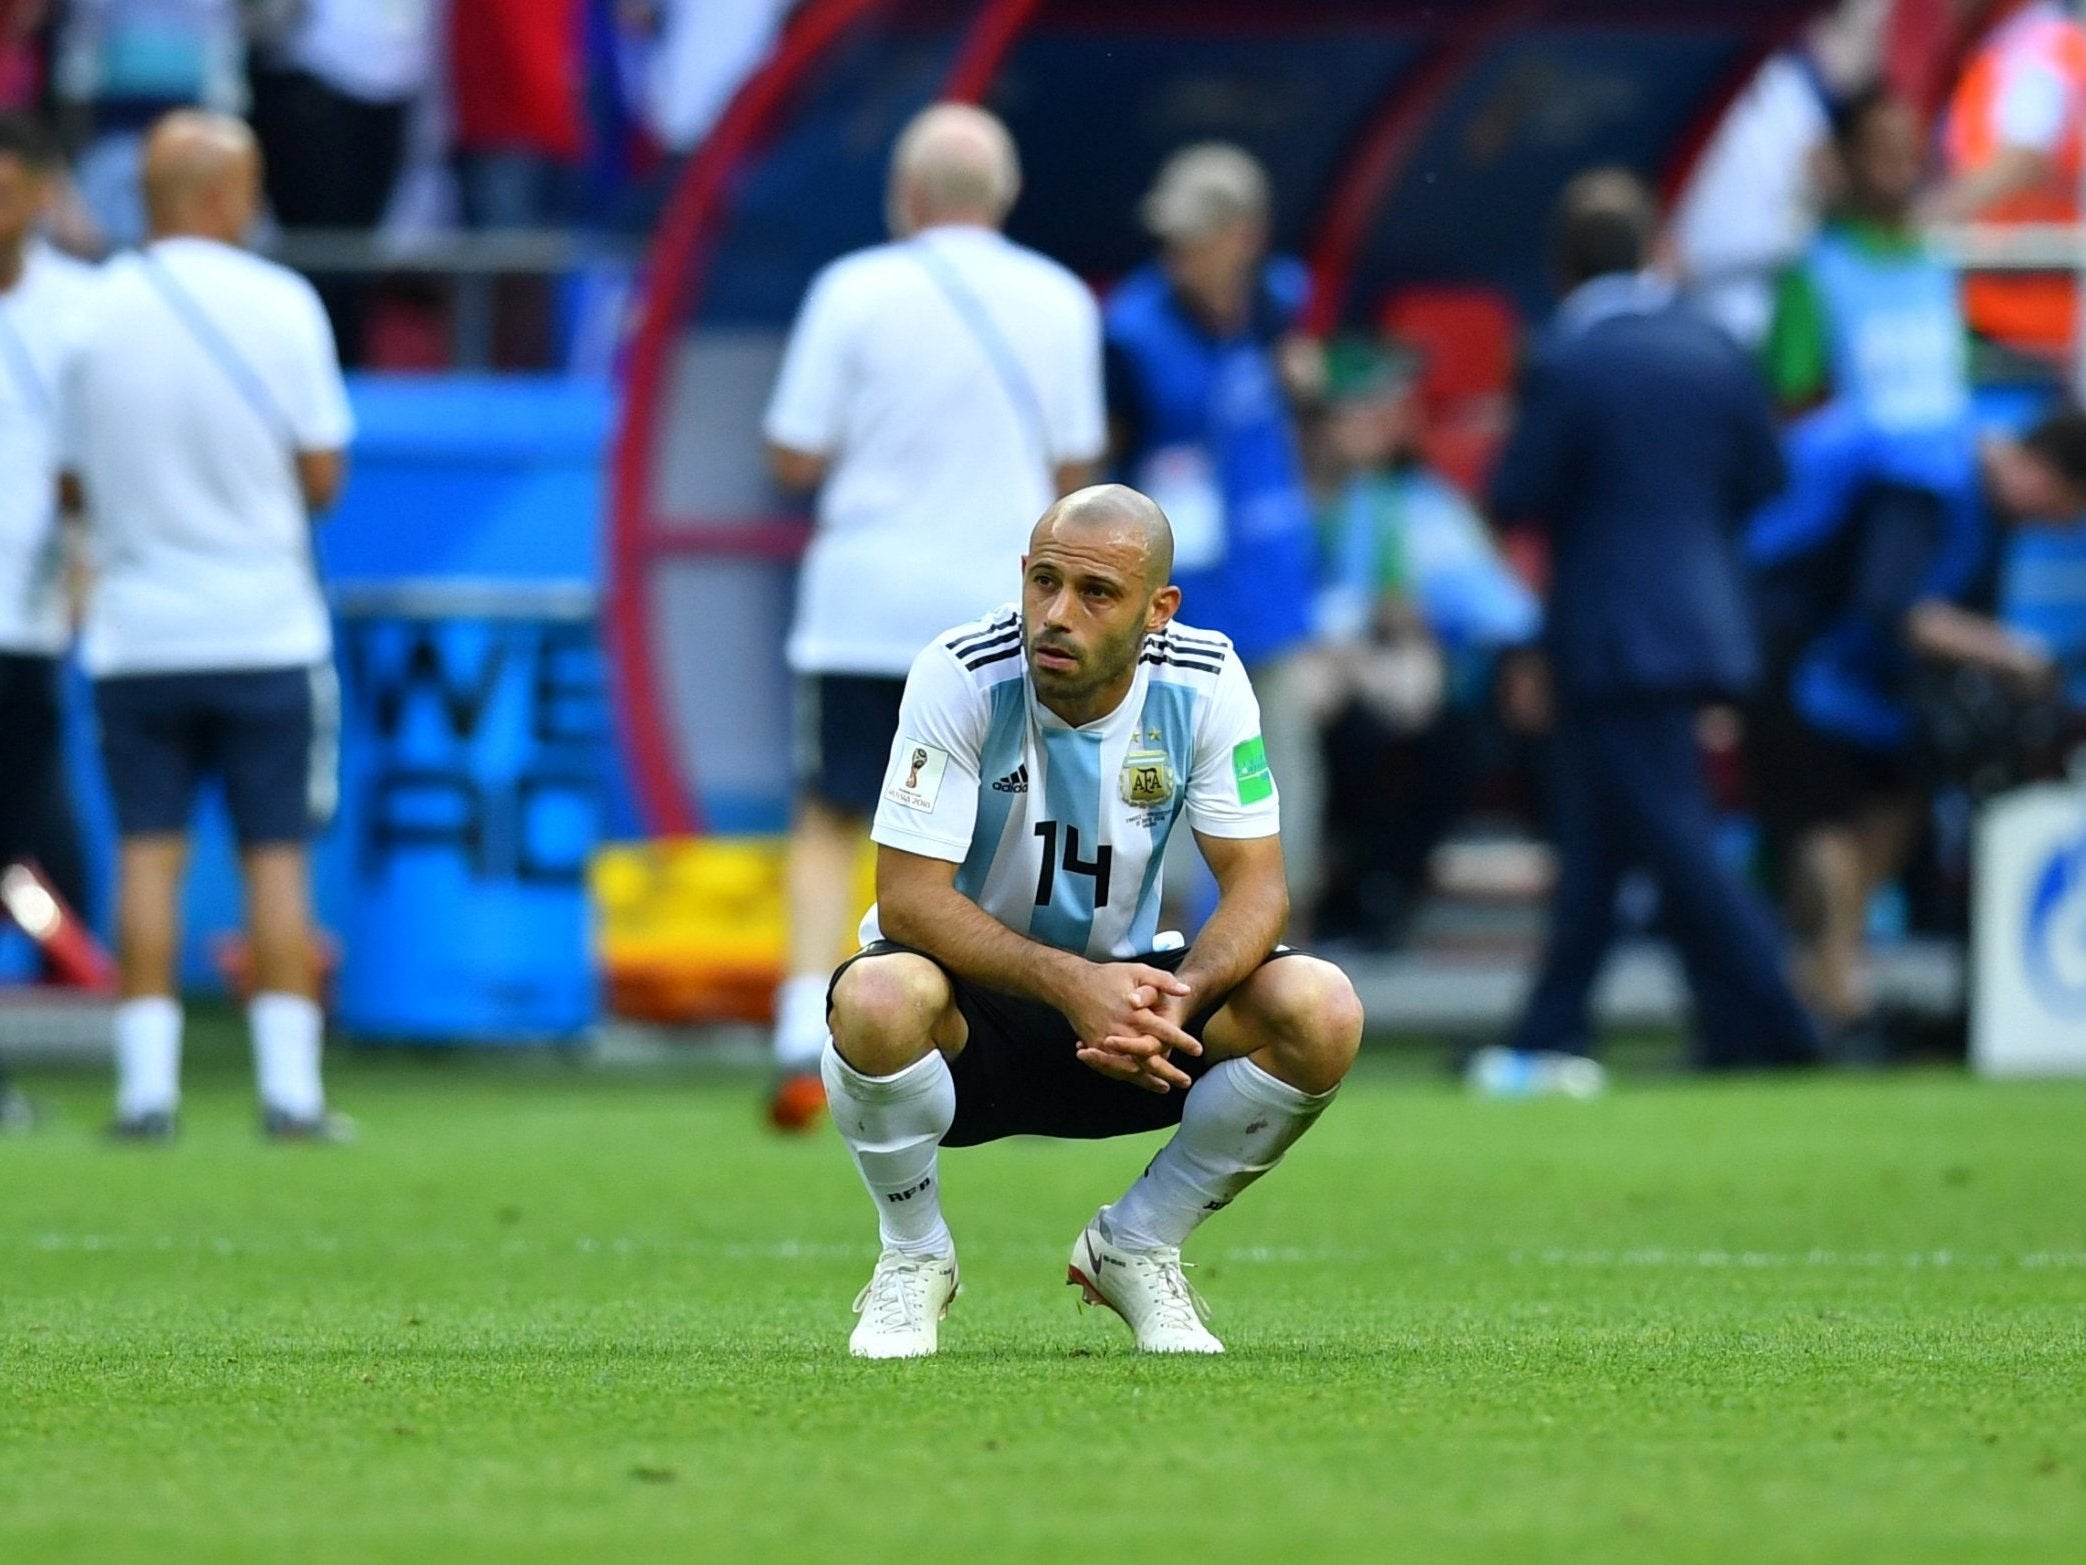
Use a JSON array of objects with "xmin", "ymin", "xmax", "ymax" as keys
[
  {"xmin": 1278, "ymin": 9, "xmax": 2086, "ymax": 1075},
  {"xmin": 1370, "ymin": 1, "xmax": 2086, "ymax": 1072},
  {"xmin": 1293, "ymin": 0, "xmax": 2086, "ymax": 980},
  {"xmin": 0, "ymin": 0, "xmax": 800, "ymax": 364},
  {"xmin": 0, "ymin": 0, "xmax": 792, "ymax": 246},
  {"xmin": 756, "ymin": 0, "xmax": 2086, "ymax": 1098},
  {"xmin": 3, "ymin": 1, "xmax": 2086, "ymax": 1105},
  {"xmin": 1284, "ymin": 0, "xmax": 2086, "ymax": 1076}
]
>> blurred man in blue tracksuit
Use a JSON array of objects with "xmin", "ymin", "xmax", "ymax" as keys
[
  {"xmin": 1475, "ymin": 169, "xmax": 1820, "ymax": 1094},
  {"xmin": 1105, "ymin": 144, "xmax": 1325, "ymax": 928},
  {"xmin": 1748, "ymin": 402, "xmax": 2086, "ymax": 1047}
]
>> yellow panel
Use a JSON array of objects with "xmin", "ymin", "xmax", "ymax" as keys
[{"xmin": 589, "ymin": 835, "xmax": 880, "ymax": 1023}]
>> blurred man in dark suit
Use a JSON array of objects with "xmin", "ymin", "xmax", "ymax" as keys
[{"xmin": 1474, "ymin": 170, "xmax": 1819, "ymax": 1095}]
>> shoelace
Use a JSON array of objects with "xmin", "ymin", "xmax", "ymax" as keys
[
  {"xmin": 1141, "ymin": 1250, "xmax": 1212, "ymax": 1333},
  {"xmin": 853, "ymin": 1258, "xmax": 939, "ymax": 1332}
]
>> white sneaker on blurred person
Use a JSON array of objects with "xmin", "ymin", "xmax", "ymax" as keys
[
  {"xmin": 0, "ymin": 1081, "xmax": 40, "ymax": 1134},
  {"xmin": 849, "ymin": 1248, "xmax": 959, "ymax": 1358},
  {"xmin": 1068, "ymin": 1217, "xmax": 1223, "ymax": 1354},
  {"xmin": 1466, "ymin": 1046, "xmax": 1608, "ymax": 1100}
]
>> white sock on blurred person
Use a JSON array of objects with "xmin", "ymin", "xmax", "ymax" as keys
[
  {"xmin": 114, "ymin": 996, "xmax": 183, "ymax": 1120},
  {"xmin": 773, "ymin": 973, "xmax": 831, "ymax": 1073},
  {"xmin": 821, "ymin": 1042, "xmax": 954, "ymax": 1258},
  {"xmin": 250, "ymin": 992, "xmax": 325, "ymax": 1120},
  {"xmin": 1101, "ymin": 1059, "xmax": 1335, "ymax": 1250}
]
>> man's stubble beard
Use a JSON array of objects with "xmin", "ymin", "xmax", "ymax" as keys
[{"xmin": 1023, "ymin": 619, "xmax": 1144, "ymax": 703}]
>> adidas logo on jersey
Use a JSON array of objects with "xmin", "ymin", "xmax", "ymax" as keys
[{"xmin": 991, "ymin": 765, "xmax": 1029, "ymax": 794}]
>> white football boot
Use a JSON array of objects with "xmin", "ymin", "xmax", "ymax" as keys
[
  {"xmin": 1067, "ymin": 1217, "xmax": 1224, "ymax": 1354},
  {"xmin": 849, "ymin": 1249, "xmax": 959, "ymax": 1359},
  {"xmin": 1465, "ymin": 1046, "xmax": 1608, "ymax": 1100}
]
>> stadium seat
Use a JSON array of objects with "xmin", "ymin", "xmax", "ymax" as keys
[
  {"xmin": 1379, "ymin": 285, "xmax": 1521, "ymax": 493},
  {"xmin": 1381, "ymin": 285, "xmax": 1519, "ymax": 408}
]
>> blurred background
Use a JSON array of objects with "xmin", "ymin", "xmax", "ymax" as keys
[{"xmin": 3, "ymin": 0, "xmax": 2084, "ymax": 1084}]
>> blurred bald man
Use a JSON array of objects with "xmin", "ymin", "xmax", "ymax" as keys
[
  {"xmin": 61, "ymin": 112, "xmax": 354, "ymax": 1142},
  {"xmin": 761, "ymin": 101, "xmax": 1107, "ymax": 1128}
]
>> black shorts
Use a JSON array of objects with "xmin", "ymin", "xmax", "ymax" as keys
[
  {"xmin": 1749, "ymin": 696, "xmax": 1915, "ymax": 840},
  {"xmin": 794, "ymin": 674, "xmax": 907, "ymax": 816},
  {"xmin": 94, "ymin": 663, "xmax": 338, "ymax": 846},
  {"xmin": 828, "ymin": 940, "xmax": 1303, "ymax": 1147}
]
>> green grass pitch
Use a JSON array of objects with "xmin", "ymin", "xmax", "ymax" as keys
[{"xmin": 3, "ymin": 1016, "xmax": 2084, "ymax": 1563}]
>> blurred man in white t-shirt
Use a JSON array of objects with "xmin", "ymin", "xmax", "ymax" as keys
[
  {"xmin": 1669, "ymin": 0, "xmax": 1888, "ymax": 347},
  {"xmin": 761, "ymin": 102, "xmax": 1106, "ymax": 1129},
  {"xmin": 0, "ymin": 115, "xmax": 97, "ymax": 1133},
  {"xmin": 61, "ymin": 112, "xmax": 353, "ymax": 1142}
]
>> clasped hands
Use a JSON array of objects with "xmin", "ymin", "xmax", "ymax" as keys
[{"xmin": 1060, "ymin": 962, "xmax": 1201, "ymax": 1095}]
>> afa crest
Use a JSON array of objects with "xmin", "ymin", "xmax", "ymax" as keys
[{"xmin": 1119, "ymin": 749, "xmax": 1175, "ymax": 809}]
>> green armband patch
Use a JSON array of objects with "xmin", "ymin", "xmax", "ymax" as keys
[{"xmin": 1231, "ymin": 735, "xmax": 1273, "ymax": 804}]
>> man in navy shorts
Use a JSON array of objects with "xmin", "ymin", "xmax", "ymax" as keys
[{"xmin": 63, "ymin": 113, "xmax": 353, "ymax": 1140}]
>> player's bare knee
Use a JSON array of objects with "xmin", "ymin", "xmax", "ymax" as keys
[
  {"xmin": 1254, "ymin": 958, "xmax": 1363, "ymax": 1093},
  {"xmin": 828, "ymin": 955, "xmax": 950, "ymax": 1075}
]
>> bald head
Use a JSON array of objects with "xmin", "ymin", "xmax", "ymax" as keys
[
  {"xmin": 1030, "ymin": 483, "xmax": 1175, "ymax": 592},
  {"xmin": 143, "ymin": 111, "xmax": 261, "ymax": 243},
  {"xmin": 1021, "ymin": 484, "xmax": 1183, "ymax": 721},
  {"xmin": 888, "ymin": 103, "xmax": 1020, "ymax": 236}
]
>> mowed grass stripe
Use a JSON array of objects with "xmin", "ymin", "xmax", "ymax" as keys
[{"xmin": 2, "ymin": 1021, "xmax": 2082, "ymax": 1564}]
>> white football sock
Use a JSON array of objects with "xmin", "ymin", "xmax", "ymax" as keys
[
  {"xmin": 114, "ymin": 996, "xmax": 183, "ymax": 1120},
  {"xmin": 1102, "ymin": 1057, "xmax": 1337, "ymax": 1251},
  {"xmin": 773, "ymin": 973, "xmax": 832, "ymax": 1073},
  {"xmin": 821, "ymin": 1042, "xmax": 955, "ymax": 1258},
  {"xmin": 250, "ymin": 991, "xmax": 325, "ymax": 1119}
]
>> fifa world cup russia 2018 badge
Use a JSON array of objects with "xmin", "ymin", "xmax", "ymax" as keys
[
  {"xmin": 1120, "ymin": 749, "xmax": 1175, "ymax": 808},
  {"xmin": 883, "ymin": 739, "xmax": 949, "ymax": 812}
]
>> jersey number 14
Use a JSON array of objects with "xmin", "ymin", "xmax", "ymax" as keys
[{"xmin": 1033, "ymin": 821, "xmax": 1113, "ymax": 908}]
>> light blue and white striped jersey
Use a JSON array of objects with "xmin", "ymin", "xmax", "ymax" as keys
[{"xmin": 864, "ymin": 606, "xmax": 1280, "ymax": 960}]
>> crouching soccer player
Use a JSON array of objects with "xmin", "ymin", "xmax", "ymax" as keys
[{"xmin": 824, "ymin": 484, "xmax": 1363, "ymax": 1357}]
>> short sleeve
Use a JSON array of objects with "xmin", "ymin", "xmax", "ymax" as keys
[
  {"xmin": 1745, "ymin": 402, "xmax": 1876, "ymax": 568},
  {"xmin": 763, "ymin": 262, "xmax": 853, "ymax": 456},
  {"xmin": 1047, "ymin": 281, "xmax": 1106, "ymax": 466},
  {"xmin": 1184, "ymin": 652, "xmax": 1281, "ymax": 840},
  {"xmin": 287, "ymin": 280, "xmax": 353, "ymax": 451},
  {"xmin": 869, "ymin": 644, "xmax": 988, "ymax": 863}
]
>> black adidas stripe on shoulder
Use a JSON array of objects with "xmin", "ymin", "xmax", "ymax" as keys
[
  {"xmin": 950, "ymin": 624, "xmax": 1018, "ymax": 655},
  {"xmin": 951, "ymin": 629, "xmax": 1019, "ymax": 663},
  {"xmin": 1140, "ymin": 651, "xmax": 1225, "ymax": 674},
  {"xmin": 947, "ymin": 614, "xmax": 1020, "ymax": 657},
  {"xmin": 1147, "ymin": 648, "xmax": 1227, "ymax": 671},
  {"xmin": 1146, "ymin": 633, "xmax": 1229, "ymax": 661},
  {"xmin": 964, "ymin": 644, "xmax": 1024, "ymax": 672}
]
